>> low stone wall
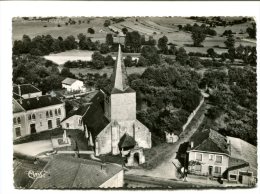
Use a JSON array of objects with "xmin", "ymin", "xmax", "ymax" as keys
[{"xmin": 182, "ymin": 97, "xmax": 205, "ymax": 132}]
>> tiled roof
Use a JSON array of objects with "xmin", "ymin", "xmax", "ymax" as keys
[
  {"xmin": 62, "ymin": 78, "xmax": 78, "ymax": 85},
  {"xmin": 13, "ymin": 84, "xmax": 41, "ymax": 96},
  {"xmin": 83, "ymin": 91, "xmax": 110, "ymax": 139},
  {"xmin": 16, "ymin": 95, "xmax": 63, "ymax": 111},
  {"xmin": 30, "ymin": 155, "xmax": 123, "ymax": 189},
  {"xmin": 118, "ymin": 133, "xmax": 136, "ymax": 148},
  {"xmin": 190, "ymin": 128, "xmax": 229, "ymax": 154}
]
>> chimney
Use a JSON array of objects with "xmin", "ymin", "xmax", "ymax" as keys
[{"xmin": 190, "ymin": 141, "xmax": 194, "ymax": 148}]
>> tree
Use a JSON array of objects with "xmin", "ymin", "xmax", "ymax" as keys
[
  {"xmin": 104, "ymin": 55, "xmax": 114, "ymax": 66},
  {"xmin": 224, "ymin": 35, "xmax": 235, "ymax": 49},
  {"xmin": 147, "ymin": 36, "xmax": 156, "ymax": 46},
  {"xmin": 106, "ymin": 33, "xmax": 113, "ymax": 46},
  {"xmin": 122, "ymin": 27, "xmax": 128, "ymax": 35},
  {"xmin": 140, "ymin": 45, "xmax": 160, "ymax": 65},
  {"xmin": 124, "ymin": 56, "xmax": 133, "ymax": 67},
  {"xmin": 64, "ymin": 35, "xmax": 78, "ymax": 50},
  {"xmin": 125, "ymin": 31, "xmax": 141, "ymax": 53},
  {"xmin": 88, "ymin": 28, "xmax": 95, "ymax": 34},
  {"xmin": 92, "ymin": 51, "xmax": 105, "ymax": 69},
  {"xmin": 104, "ymin": 20, "xmax": 111, "ymax": 27},
  {"xmin": 61, "ymin": 67, "xmax": 76, "ymax": 78},
  {"xmin": 228, "ymin": 47, "xmax": 236, "ymax": 63},
  {"xmin": 176, "ymin": 47, "xmax": 189, "ymax": 65},
  {"xmin": 158, "ymin": 35, "xmax": 168, "ymax": 54},
  {"xmin": 100, "ymin": 43, "xmax": 110, "ymax": 54},
  {"xmin": 191, "ymin": 27, "xmax": 206, "ymax": 47},
  {"xmin": 246, "ymin": 23, "xmax": 256, "ymax": 39},
  {"xmin": 137, "ymin": 56, "xmax": 149, "ymax": 67},
  {"xmin": 207, "ymin": 48, "xmax": 217, "ymax": 61}
]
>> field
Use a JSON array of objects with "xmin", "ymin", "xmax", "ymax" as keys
[
  {"xmin": 44, "ymin": 49, "xmax": 140, "ymax": 65},
  {"xmin": 13, "ymin": 17, "xmax": 256, "ymax": 55}
]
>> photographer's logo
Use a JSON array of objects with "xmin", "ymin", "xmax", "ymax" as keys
[{"xmin": 27, "ymin": 170, "xmax": 48, "ymax": 180}]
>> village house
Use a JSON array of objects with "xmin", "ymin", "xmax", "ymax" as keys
[
  {"xmin": 30, "ymin": 155, "xmax": 124, "ymax": 188},
  {"xmin": 187, "ymin": 128, "xmax": 257, "ymax": 185},
  {"xmin": 62, "ymin": 78, "xmax": 85, "ymax": 92},
  {"xmin": 13, "ymin": 84, "xmax": 66, "ymax": 139},
  {"xmin": 83, "ymin": 45, "xmax": 152, "ymax": 158},
  {"xmin": 61, "ymin": 104, "xmax": 90, "ymax": 130}
]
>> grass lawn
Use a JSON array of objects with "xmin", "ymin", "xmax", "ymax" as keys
[{"xmin": 13, "ymin": 128, "xmax": 89, "ymax": 151}]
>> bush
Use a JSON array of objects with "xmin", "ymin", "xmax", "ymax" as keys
[{"xmin": 88, "ymin": 28, "xmax": 95, "ymax": 34}]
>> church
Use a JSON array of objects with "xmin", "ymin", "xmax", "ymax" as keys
[{"xmin": 84, "ymin": 45, "xmax": 151, "ymax": 156}]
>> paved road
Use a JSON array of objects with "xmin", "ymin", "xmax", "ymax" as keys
[{"xmin": 13, "ymin": 140, "xmax": 53, "ymax": 157}]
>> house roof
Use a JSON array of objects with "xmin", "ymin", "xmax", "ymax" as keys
[
  {"xmin": 16, "ymin": 95, "xmax": 63, "ymax": 111},
  {"xmin": 13, "ymin": 84, "xmax": 41, "ymax": 96},
  {"xmin": 13, "ymin": 99, "xmax": 25, "ymax": 113},
  {"xmin": 30, "ymin": 155, "xmax": 123, "ymax": 189},
  {"xmin": 190, "ymin": 128, "xmax": 229, "ymax": 154},
  {"xmin": 227, "ymin": 136, "xmax": 257, "ymax": 176},
  {"xmin": 83, "ymin": 91, "xmax": 110, "ymax": 139},
  {"xmin": 62, "ymin": 104, "xmax": 91, "ymax": 121},
  {"xmin": 118, "ymin": 133, "xmax": 136, "ymax": 148},
  {"xmin": 62, "ymin": 78, "xmax": 79, "ymax": 85}
]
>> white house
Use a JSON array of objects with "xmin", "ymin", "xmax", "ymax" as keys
[{"xmin": 62, "ymin": 78, "xmax": 85, "ymax": 92}]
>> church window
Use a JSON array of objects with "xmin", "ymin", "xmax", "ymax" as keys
[
  {"xmin": 17, "ymin": 117, "xmax": 21, "ymax": 124},
  {"xmin": 50, "ymin": 110, "xmax": 53, "ymax": 117},
  {"xmin": 46, "ymin": 111, "xmax": 49, "ymax": 118},
  {"xmin": 32, "ymin": 114, "xmax": 36, "ymax": 120},
  {"xmin": 55, "ymin": 109, "xmax": 58, "ymax": 116}
]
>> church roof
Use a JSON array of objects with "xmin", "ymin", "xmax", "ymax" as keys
[
  {"xmin": 110, "ymin": 45, "xmax": 129, "ymax": 92},
  {"xmin": 118, "ymin": 133, "xmax": 136, "ymax": 148},
  {"xmin": 83, "ymin": 91, "xmax": 110, "ymax": 139}
]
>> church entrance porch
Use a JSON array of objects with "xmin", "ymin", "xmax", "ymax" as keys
[{"xmin": 125, "ymin": 147, "xmax": 145, "ymax": 167}]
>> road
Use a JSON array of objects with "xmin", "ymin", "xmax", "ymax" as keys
[
  {"xmin": 124, "ymin": 174, "xmax": 220, "ymax": 189},
  {"xmin": 126, "ymin": 101, "xmax": 207, "ymax": 180}
]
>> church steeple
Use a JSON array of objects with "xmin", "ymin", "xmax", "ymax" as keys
[{"xmin": 111, "ymin": 45, "xmax": 128, "ymax": 91}]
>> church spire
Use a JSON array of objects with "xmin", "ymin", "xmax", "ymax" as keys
[{"xmin": 111, "ymin": 44, "xmax": 128, "ymax": 91}]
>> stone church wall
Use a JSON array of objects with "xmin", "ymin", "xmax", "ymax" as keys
[
  {"xmin": 134, "ymin": 120, "xmax": 152, "ymax": 149},
  {"xmin": 111, "ymin": 93, "xmax": 136, "ymax": 121}
]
